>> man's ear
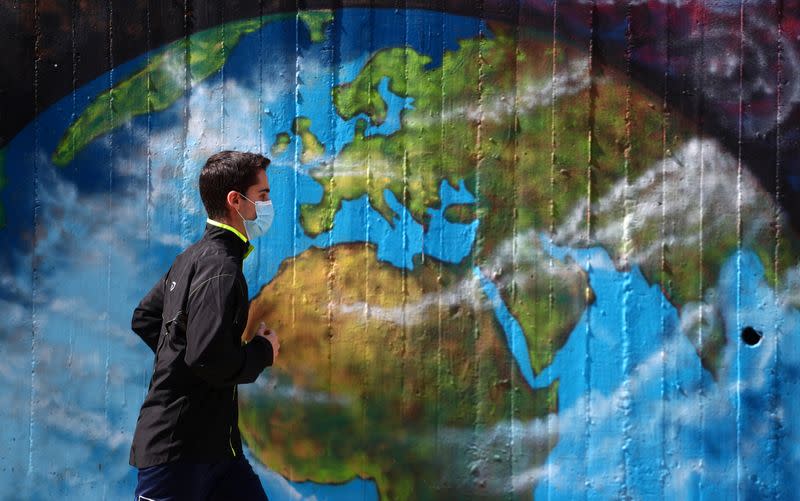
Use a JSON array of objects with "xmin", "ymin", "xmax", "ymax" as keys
[{"xmin": 226, "ymin": 190, "xmax": 240, "ymax": 211}]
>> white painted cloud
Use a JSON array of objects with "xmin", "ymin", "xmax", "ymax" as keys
[{"xmin": 554, "ymin": 137, "xmax": 778, "ymax": 268}]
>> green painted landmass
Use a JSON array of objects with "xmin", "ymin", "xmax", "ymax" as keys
[
  {"xmin": 663, "ymin": 203, "xmax": 800, "ymax": 310},
  {"xmin": 51, "ymin": 16, "xmax": 284, "ymax": 166},
  {"xmin": 442, "ymin": 203, "xmax": 476, "ymax": 225},
  {"xmin": 241, "ymin": 245, "xmax": 558, "ymax": 500},
  {"xmin": 298, "ymin": 10, "xmax": 334, "ymax": 42},
  {"xmin": 52, "ymin": 10, "xmax": 336, "ymax": 167},
  {"xmin": 52, "ymin": 17, "xmax": 269, "ymax": 166},
  {"xmin": 302, "ymin": 45, "xmax": 459, "ymax": 235},
  {"xmin": 499, "ymin": 239, "xmax": 592, "ymax": 374},
  {"xmin": 271, "ymin": 132, "xmax": 291, "ymax": 156},
  {"xmin": 0, "ymin": 148, "xmax": 6, "ymax": 228},
  {"xmin": 306, "ymin": 24, "xmax": 673, "ymax": 248},
  {"xmin": 292, "ymin": 117, "xmax": 325, "ymax": 164}
]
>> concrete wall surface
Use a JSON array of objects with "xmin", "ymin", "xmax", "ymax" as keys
[{"xmin": 1, "ymin": 2, "xmax": 799, "ymax": 499}]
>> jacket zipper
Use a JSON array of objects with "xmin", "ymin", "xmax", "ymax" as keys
[{"xmin": 229, "ymin": 386, "xmax": 237, "ymax": 456}]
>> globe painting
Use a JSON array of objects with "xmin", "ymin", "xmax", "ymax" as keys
[{"xmin": 1, "ymin": 8, "xmax": 799, "ymax": 500}]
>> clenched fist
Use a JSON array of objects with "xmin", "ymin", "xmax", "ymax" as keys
[{"xmin": 255, "ymin": 321, "xmax": 280, "ymax": 363}]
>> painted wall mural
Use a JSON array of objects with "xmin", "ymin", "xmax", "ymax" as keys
[{"xmin": 1, "ymin": 3, "xmax": 799, "ymax": 500}]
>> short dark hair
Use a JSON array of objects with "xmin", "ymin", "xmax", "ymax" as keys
[{"xmin": 199, "ymin": 151, "xmax": 270, "ymax": 219}]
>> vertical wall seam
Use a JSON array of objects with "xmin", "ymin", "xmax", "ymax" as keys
[
  {"xmin": 659, "ymin": 2, "xmax": 671, "ymax": 496},
  {"xmin": 67, "ymin": 0, "xmax": 78, "ymax": 372},
  {"xmin": 771, "ymin": 0, "xmax": 785, "ymax": 496},
  {"xmin": 361, "ymin": 4, "xmax": 372, "ymax": 491},
  {"xmin": 28, "ymin": 0, "xmax": 41, "ymax": 489},
  {"xmin": 620, "ymin": 3, "xmax": 634, "ymax": 498},
  {"xmin": 697, "ymin": 3, "xmax": 707, "ymax": 496},
  {"xmin": 399, "ymin": 1, "xmax": 409, "ymax": 432},
  {"xmin": 180, "ymin": 0, "xmax": 192, "ymax": 248},
  {"xmin": 583, "ymin": 2, "xmax": 598, "ymax": 497},
  {"xmin": 290, "ymin": 1, "xmax": 300, "ymax": 377},
  {"xmin": 435, "ymin": 5, "xmax": 446, "ymax": 486},
  {"xmin": 220, "ymin": 3, "xmax": 226, "ymax": 147},
  {"xmin": 735, "ymin": 1, "xmax": 746, "ymax": 499},
  {"xmin": 472, "ymin": 0, "xmax": 486, "ymax": 479},
  {"xmin": 509, "ymin": 0, "xmax": 521, "ymax": 495},
  {"xmin": 103, "ymin": 3, "xmax": 115, "ymax": 497},
  {"xmin": 145, "ymin": 0, "xmax": 152, "ymax": 249},
  {"xmin": 548, "ymin": 2, "xmax": 559, "ymax": 495}
]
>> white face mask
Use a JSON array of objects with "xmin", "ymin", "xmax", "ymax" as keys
[{"xmin": 236, "ymin": 193, "xmax": 274, "ymax": 240}]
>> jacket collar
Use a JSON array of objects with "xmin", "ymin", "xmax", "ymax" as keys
[{"xmin": 204, "ymin": 218, "xmax": 254, "ymax": 260}]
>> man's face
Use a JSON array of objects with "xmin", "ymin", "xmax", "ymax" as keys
[{"xmin": 232, "ymin": 169, "xmax": 270, "ymax": 220}]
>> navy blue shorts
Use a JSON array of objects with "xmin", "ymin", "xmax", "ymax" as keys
[{"xmin": 134, "ymin": 456, "xmax": 269, "ymax": 501}]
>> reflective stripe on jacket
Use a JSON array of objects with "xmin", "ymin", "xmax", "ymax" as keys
[{"xmin": 129, "ymin": 222, "xmax": 272, "ymax": 468}]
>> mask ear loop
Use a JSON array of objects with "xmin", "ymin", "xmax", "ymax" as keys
[{"xmin": 233, "ymin": 192, "xmax": 253, "ymax": 240}]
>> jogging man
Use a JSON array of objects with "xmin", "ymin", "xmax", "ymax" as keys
[{"xmin": 130, "ymin": 150, "xmax": 280, "ymax": 500}]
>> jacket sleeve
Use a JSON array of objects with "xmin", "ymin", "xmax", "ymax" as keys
[
  {"xmin": 184, "ymin": 260, "xmax": 273, "ymax": 387},
  {"xmin": 131, "ymin": 270, "xmax": 168, "ymax": 352}
]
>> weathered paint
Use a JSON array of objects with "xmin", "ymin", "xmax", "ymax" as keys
[{"xmin": 0, "ymin": 4, "xmax": 798, "ymax": 500}]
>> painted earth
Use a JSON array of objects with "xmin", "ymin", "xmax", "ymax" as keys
[{"xmin": 1, "ymin": 8, "xmax": 799, "ymax": 500}]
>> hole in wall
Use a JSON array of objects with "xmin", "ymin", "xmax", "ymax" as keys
[{"xmin": 741, "ymin": 326, "xmax": 763, "ymax": 346}]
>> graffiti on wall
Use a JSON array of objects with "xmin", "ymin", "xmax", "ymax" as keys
[{"xmin": 1, "ymin": 3, "xmax": 799, "ymax": 499}]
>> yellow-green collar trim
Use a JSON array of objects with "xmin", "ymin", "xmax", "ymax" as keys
[{"xmin": 206, "ymin": 218, "xmax": 255, "ymax": 260}]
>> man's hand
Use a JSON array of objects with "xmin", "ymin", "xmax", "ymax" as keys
[{"xmin": 255, "ymin": 321, "xmax": 280, "ymax": 362}]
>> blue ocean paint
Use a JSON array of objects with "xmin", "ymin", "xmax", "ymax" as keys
[
  {"xmin": 424, "ymin": 179, "xmax": 479, "ymax": 265},
  {"xmin": 307, "ymin": 180, "xmax": 478, "ymax": 272},
  {"xmin": 478, "ymin": 234, "xmax": 800, "ymax": 499},
  {"xmin": 474, "ymin": 266, "xmax": 538, "ymax": 389},
  {"xmin": 310, "ymin": 189, "xmax": 422, "ymax": 270},
  {"xmin": 537, "ymin": 240, "xmax": 701, "ymax": 498}
]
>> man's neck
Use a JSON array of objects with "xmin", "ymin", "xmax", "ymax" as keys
[{"xmin": 214, "ymin": 213, "xmax": 248, "ymax": 241}]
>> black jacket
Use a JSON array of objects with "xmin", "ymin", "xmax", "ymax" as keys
[{"xmin": 129, "ymin": 222, "xmax": 273, "ymax": 468}]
